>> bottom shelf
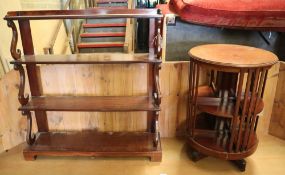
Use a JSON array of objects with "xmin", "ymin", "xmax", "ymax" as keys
[
  {"xmin": 23, "ymin": 131, "xmax": 162, "ymax": 162},
  {"xmin": 188, "ymin": 130, "xmax": 258, "ymax": 160}
]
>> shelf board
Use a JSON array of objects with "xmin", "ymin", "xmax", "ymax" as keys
[
  {"xmin": 197, "ymin": 98, "xmax": 235, "ymax": 118},
  {"xmin": 19, "ymin": 96, "xmax": 159, "ymax": 112},
  {"xmin": 24, "ymin": 131, "xmax": 162, "ymax": 161},
  {"xmin": 11, "ymin": 53, "xmax": 161, "ymax": 65},
  {"xmin": 190, "ymin": 129, "xmax": 258, "ymax": 153},
  {"xmin": 197, "ymin": 97, "xmax": 264, "ymax": 118},
  {"xmin": 196, "ymin": 86, "xmax": 264, "ymax": 118}
]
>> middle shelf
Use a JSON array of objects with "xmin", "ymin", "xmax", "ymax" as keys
[
  {"xmin": 10, "ymin": 52, "xmax": 161, "ymax": 65},
  {"xmin": 19, "ymin": 96, "xmax": 160, "ymax": 112}
]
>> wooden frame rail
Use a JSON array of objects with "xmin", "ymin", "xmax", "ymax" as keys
[{"xmin": 5, "ymin": 9, "xmax": 163, "ymax": 20}]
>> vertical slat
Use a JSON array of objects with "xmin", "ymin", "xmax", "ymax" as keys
[
  {"xmin": 255, "ymin": 70, "xmax": 268, "ymax": 131},
  {"xmin": 247, "ymin": 69, "xmax": 266, "ymax": 148},
  {"xmin": 261, "ymin": 70, "xmax": 268, "ymax": 98},
  {"xmin": 192, "ymin": 62, "xmax": 200, "ymax": 137},
  {"xmin": 190, "ymin": 61, "xmax": 196, "ymax": 136},
  {"xmin": 18, "ymin": 20, "xmax": 49, "ymax": 132},
  {"xmin": 242, "ymin": 68, "xmax": 261, "ymax": 149},
  {"xmin": 228, "ymin": 70, "xmax": 244, "ymax": 152},
  {"xmin": 236, "ymin": 70, "xmax": 253, "ymax": 152},
  {"xmin": 187, "ymin": 60, "xmax": 194, "ymax": 134}
]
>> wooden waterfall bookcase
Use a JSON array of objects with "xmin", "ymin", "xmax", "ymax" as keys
[{"xmin": 4, "ymin": 9, "xmax": 164, "ymax": 161}]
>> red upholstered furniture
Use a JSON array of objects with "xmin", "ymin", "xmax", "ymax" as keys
[{"xmin": 159, "ymin": 0, "xmax": 285, "ymax": 31}]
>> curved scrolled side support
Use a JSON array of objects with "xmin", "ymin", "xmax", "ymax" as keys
[
  {"xmin": 22, "ymin": 111, "xmax": 36, "ymax": 145},
  {"xmin": 153, "ymin": 64, "xmax": 162, "ymax": 105},
  {"xmin": 14, "ymin": 63, "xmax": 29, "ymax": 105},
  {"xmin": 7, "ymin": 20, "xmax": 21, "ymax": 60},
  {"xmin": 153, "ymin": 111, "xmax": 159, "ymax": 147}
]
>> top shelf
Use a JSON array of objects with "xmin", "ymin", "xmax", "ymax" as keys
[
  {"xmin": 189, "ymin": 44, "xmax": 278, "ymax": 68},
  {"xmin": 5, "ymin": 9, "xmax": 163, "ymax": 20},
  {"xmin": 10, "ymin": 53, "xmax": 161, "ymax": 65}
]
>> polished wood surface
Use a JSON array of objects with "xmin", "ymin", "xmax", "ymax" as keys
[
  {"xmin": 5, "ymin": 9, "xmax": 162, "ymax": 20},
  {"xmin": 19, "ymin": 96, "xmax": 159, "ymax": 112},
  {"xmin": 189, "ymin": 44, "xmax": 278, "ymax": 68},
  {"xmin": 187, "ymin": 44, "xmax": 278, "ymax": 171},
  {"xmin": 24, "ymin": 131, "xmax": 161, "ymax": 161},
  {"xmin": 11, "ymin": 53, "xmax": 161, "ymax": 64},
  {"xmin": 6, "ymin": 9, "xmax": 164, "ymax": 161}
]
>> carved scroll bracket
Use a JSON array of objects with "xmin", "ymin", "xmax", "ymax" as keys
[
  {"xmin": 153, "ymin": 64, "xmax": 162, "ymax": 105},
  {"xmin": 7, "ymin": 20, "xmax": 21, "ymax": 60},
  {"xmin": 22, "ymin": 111, "xmax": 36, "ymax": 145},
  {"xmin": 14, "ymin": 63, "xmax": 29, "ymax": 105},
  {"xmin": 153, "ymin": 111, "xmax": 159, "ymax": 147}
]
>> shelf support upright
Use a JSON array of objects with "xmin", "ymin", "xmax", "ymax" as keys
[{"xmin": 18, "ymin": 19, "xmax": 49, "ymax": 132}]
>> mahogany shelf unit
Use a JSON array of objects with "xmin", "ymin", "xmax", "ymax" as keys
[{"xmin": 5, "ymin": 9, "xmax": 164, "ymax": 161}]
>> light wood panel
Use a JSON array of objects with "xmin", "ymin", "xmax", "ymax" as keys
[
  {"xmin": 269, "ymin": 62, "xmax": 285, "ymax": 139},
  {"xmin": 0, "ymin": 62, "xmax": 280, "ymax": 152},
  {"xmin": 0, "ymin": 71, "xmax": 29, "ymax": 153}
]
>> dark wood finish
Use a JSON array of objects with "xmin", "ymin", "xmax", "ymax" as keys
[
  {"xmin": 22, "ymin": 111, "xmax": 36, "ymax": 145},
  {"xmin": 187, "ymin": 44, "xmax": 278, "ymax": 171},
  {"xmin": 18, "ymin": 20, "xmax": 49, "ymax": 132},
  {"xmin": 5, "ymin": 9, "xmax": 162, "ymax": 20},
  {"xmin": 13, "ymin": 64, "xmax": 29, "ymax": 105},
  {"xmin": 6, "ymin": 9, "xmax": 164, "ymax": 161},
  {"xmin": 230, "ymin": 159, "xmax": 246, "ymax": 172},
  {"xmin": 23, "ymin": 131, "xmax": 162, "ymax": 161},
  {"xmin": 19, "ymin": 96, "xmax": 159, "ymax": 112},
  {"xmin": 11, "ymin": 53, "xmax": 161, "ymax": 64}
]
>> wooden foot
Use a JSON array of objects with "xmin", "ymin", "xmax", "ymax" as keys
[
  {"xmin": 188, "ymin": 146, "xmax": 207, "ymax": 162},
  {"xmin": 150, "ymin": 154, "xmax": 162, "ymax": 162},
  {"xmin": 230, "ymin": 159, "xmax": 246, "ymax": 172},
  {"xmin": 23, "ymin": 152, "xmax": 37, "ymax": 161}
]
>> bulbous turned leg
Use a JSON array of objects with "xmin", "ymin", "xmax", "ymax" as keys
[
  {"xmin": 22, "ymin": 111, "xmax": 36, "ymax": 145},
  {"xmin": 187, "ymin": 145, "xmax": 207, "ymax": 162},
  {"xmin": 230, "ymin": 159, "xmax": 246, "ymax": 172}
]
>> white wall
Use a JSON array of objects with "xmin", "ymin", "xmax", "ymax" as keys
[
  {"xmin": 0, "ymin": 0, "xmax": 71, "ymax": 73},
  {"xmin": 0, "ymin": 0, "xmax": 22, "ymax": 73}
]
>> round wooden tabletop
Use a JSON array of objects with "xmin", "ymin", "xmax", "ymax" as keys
[{"xmin": 189, "ymin": 44, "xmax": 278, "ymax": 68}]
